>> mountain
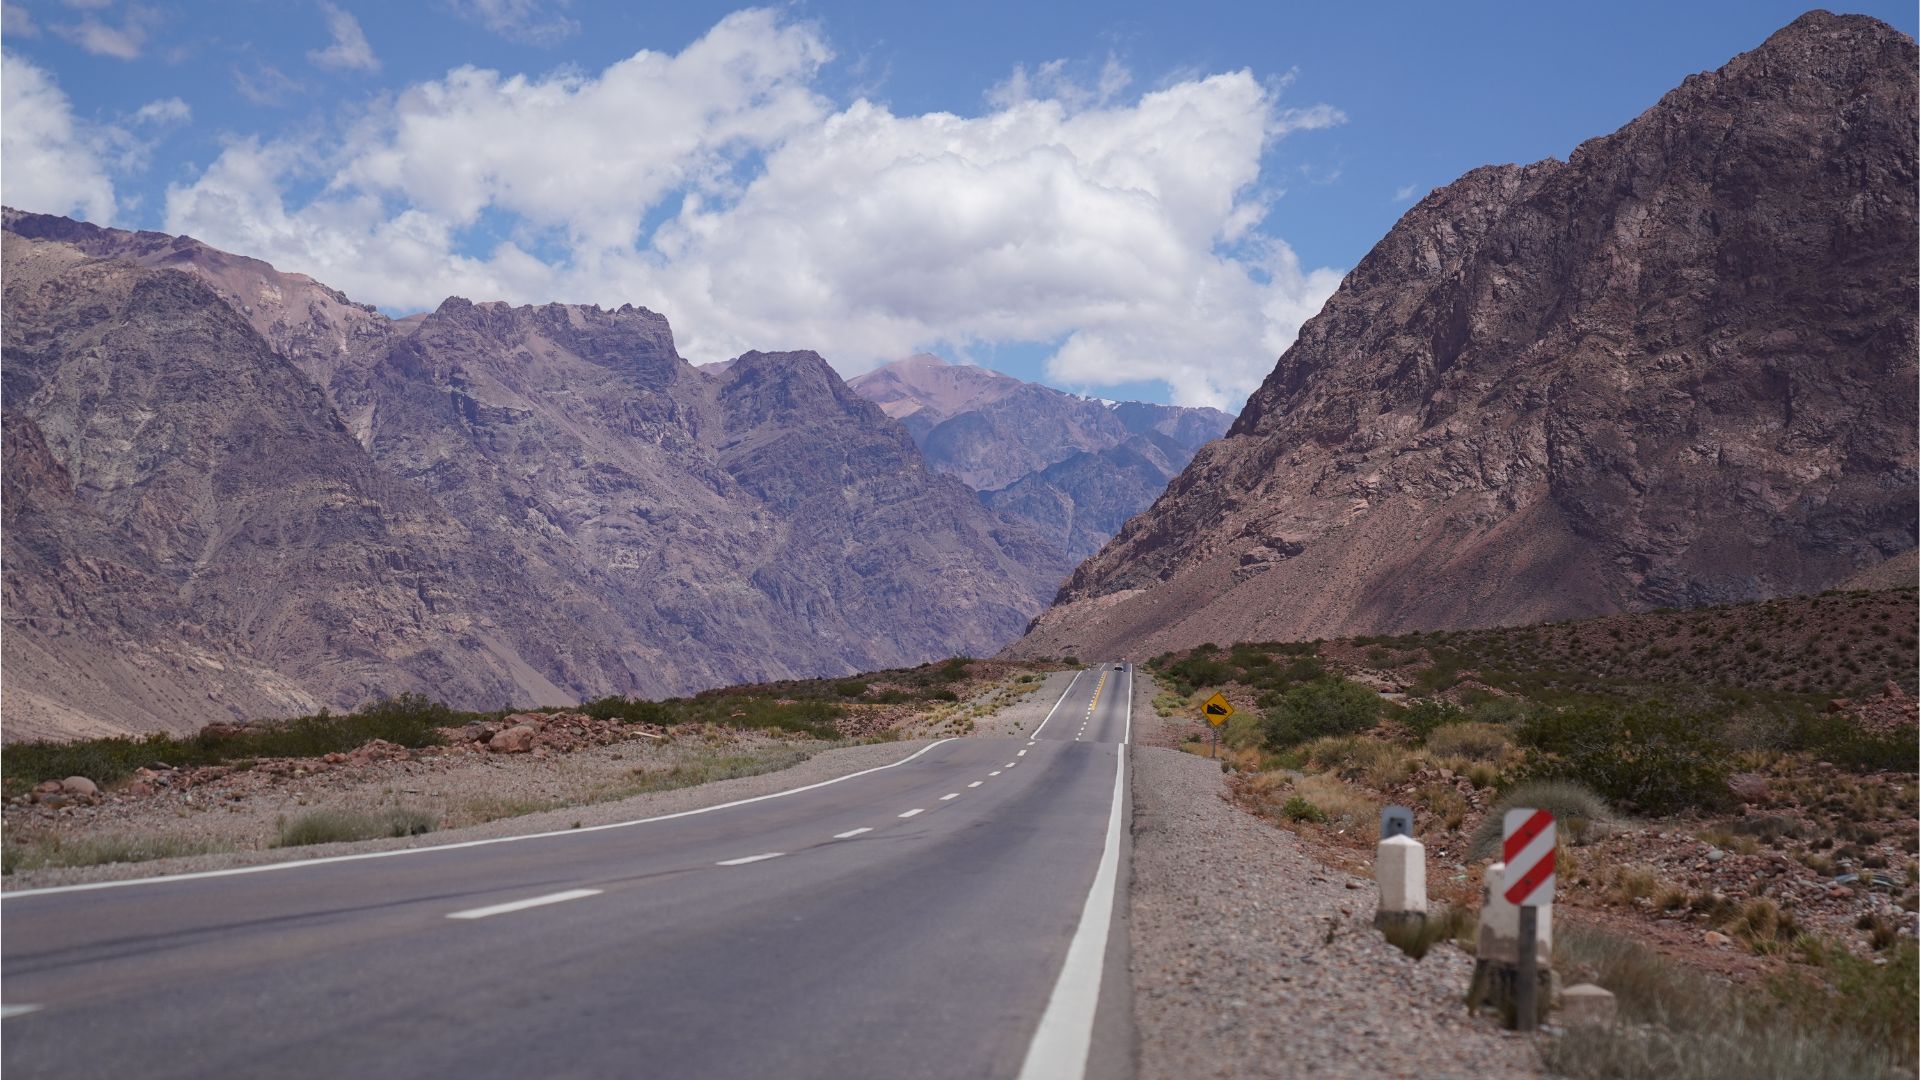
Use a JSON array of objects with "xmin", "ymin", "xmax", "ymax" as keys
[
  {"xmin": 1012, "ymin": 11, "xmax": 1918, "ymax": 662},
  {"xmin": 849, "ymin": 355, "xmax": 1232, "ymax": 563},
  {"xmin": 2, "ymin": 218, "xmax": 1070, "ymax": 739}
]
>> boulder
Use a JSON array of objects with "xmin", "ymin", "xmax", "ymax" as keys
[
  {"xmin": 489, "ymin": 725, "xmax": 538, "ymax": 753},
  {"xmin": 60, "ymin": 776, "xmax": 98, "ymax": 797}
]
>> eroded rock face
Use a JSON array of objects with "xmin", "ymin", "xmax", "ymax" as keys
[
  {"xmin": 849, "ymin": 355, "xmax": 1232, "ymax": 563},
  {"xmin": 1014, "ymin": 12, "xmax": 1918, "ymax": 662},
  {"xmin": 2, "ymin": 226, "xmax": 1069, "ymax": 740}
]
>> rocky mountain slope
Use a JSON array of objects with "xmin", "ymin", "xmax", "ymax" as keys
[
  {"xmin": 2, "ymin": 221, "xmax": 1069, "ymax": 739},
  {"xmin": 1013, "ymin": 11, "xmax": 1918, "ymax": 662},
  {"xmin": 850, "ymin": 355, "xmax": 1231, "ymax": 563}
]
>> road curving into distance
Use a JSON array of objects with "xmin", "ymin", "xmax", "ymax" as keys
[{"xmin": 1, "ymin": 665, "xmax": 1137, "ymax": 1080}]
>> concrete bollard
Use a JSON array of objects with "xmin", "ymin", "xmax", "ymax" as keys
[
  {"xmin": 1560, "ymin": 984, "xmax": 1617, "ymax": 1027},
  {"xmin": 1373, "ymin": 834, "xmax": 1427, "ymax": 926},
  {"xmin": 1476, "ymin": 861, "xmax": 1552, "ymax": 966}
]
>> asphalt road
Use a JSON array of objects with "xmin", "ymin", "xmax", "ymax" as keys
[{"xmin": 1, "ymin": 665, "xmax": 1136, "ymax": 1080}]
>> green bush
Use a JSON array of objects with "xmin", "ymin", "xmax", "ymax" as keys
[
  {"xmin": 1, "ymin": 693, "xmax": 457, "ymax": 790},
  {"xmin": 1787, "ymin": 713, "xmax": 1914, "ymax": 771},
  {"xmin": 1260, "ymin": 678, "xmax": 1383, "ymax": 748},
  {"xmin": 1401, "ymin": 698, "xmax": 1466, "ymax": 739},
  {"xmin": 1518, "ymin": 701, "xmax": 1732, "ymax": 814},
  {"xmin": 1279, "ymin": 795, "xmax": 1326, "ymax": 823}
]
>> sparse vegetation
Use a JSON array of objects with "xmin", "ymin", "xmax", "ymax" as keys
[
  {"xmin": 1547, "ymin": 924, "xmax": 1915, "ymax": 1080},
  {"xmin": 1466, "ymin": 779, "xmax": 1615, "ymax": 859},
  {"xmin": 2, "ymin": 832, "xmax": 236, "ymax": 875},
  {"xmin": 273, "ymin": 807, "xmax": 439, "ymax": 847},
  {"xmin": 3, "ymin": 693, "xmax": 458, "ymax": 791}
]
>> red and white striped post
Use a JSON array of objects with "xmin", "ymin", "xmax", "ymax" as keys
[{"xmin": 1502, "ymin": 809, "xmax": 1556, "ymax": 1032}]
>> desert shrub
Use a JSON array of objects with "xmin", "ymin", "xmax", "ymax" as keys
[
  {"xmin": 1260, "ymin": 678, "xmax": 1383, "ymax": 748},
  {"xmin": 1787, "ymin": 713, "xmax": 1914, "ymax": 771},
  {"xmin": 1164, "ymin": 653, "xmax": 1231, "ymax": 693},
  {"xmin": 1401, "ymin": 698, "xmax": 1465, "ymax": 739},
  {"xmin": 1, "ymin": 694, "xmax": 458, "ymax": 790},
  {"xmin": 1518, "ymin": 701, "xmax": 1732, "ymax": 814},
  {"xmin": 1297, "ymin": 735, "xmax": 1418, "ymax": 786},
  {"xmin": 1549, "ymin": 924, "xmax": 1915, "ymax": 1080},
  {"xmin": 581, "ymin": 696, "xmax": 674, "ymax": 725},
  {"xmin": 833, "ymin": 680, "xmax": 870, "ymax": 698},
  {"xmin": 274, "ymin": 807, "xmax": 438, "ymax": 848},
  {"xmin": 1279, "ymin": 795, "xmax": 1326, "ymax": 823},
  {"xmin": 1424, "ymin": 721, "xmax": 1512, "ymax": 762},
  {"xmin": 1467, "ymin": 779, "xmax": 1614, "ymax": 860}
]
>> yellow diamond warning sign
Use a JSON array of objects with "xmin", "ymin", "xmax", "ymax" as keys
[{"xmin": 1202, "ymin": 692, "xmax": 1234, "ymax": 727}]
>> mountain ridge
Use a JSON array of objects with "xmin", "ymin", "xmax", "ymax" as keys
[
  {"xmin": 1, "ymin": 217, "xmax": 1071, "ymax": 739},
  {"xmin": 1012, "ymin": 9, "xmax": 1918, "ymax": 661}
]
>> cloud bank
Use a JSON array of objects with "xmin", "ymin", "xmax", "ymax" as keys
[{"xmin": 14, "ymin": 8, "xmax": 1346, "ymax": 407}]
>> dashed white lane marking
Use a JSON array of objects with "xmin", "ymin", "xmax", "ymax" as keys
[
  {"xmin": 1005, "ymin": 762, "xmax": 1018, "ymax": 768},
  {"xmin": 990, "ymin": 771, "xmax": 1002, "ymax": 776},
  {"xmin": 833, "ymin": 828, "xmax": 873, "ymax": 839},
  {"xmin": 1018, "ymin": 749, "xmax": 1028, "ymax": 756},
  {"xmin": 899, "ymin": 808, "xmax": 925, "ymax": 819},
  {"xmin": 968, "ymin": 781, "xmax": 984, "ymax": 788},
  {"xmin": 446, "ymin": 888, "xmax": 603, "ymax": 920},
  {"xmin": 715, "ymin": 853, "xmax": 785, "ymax": 867},
  {"xmin": 940, "ymin": 793, "xmax": 960, "ymax": 801},
  {"xmin": 1, "ymin": 1005, "xmax": 43, "ymax": 1019},
  {"xmin": 1029, "ymin": 669, "xmax": 1085, "ymax": 740}
]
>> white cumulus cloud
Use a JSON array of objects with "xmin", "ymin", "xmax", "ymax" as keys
[
  {"xmin": 163, "ymin": 7, "xmax": 1346, "ymax": 408},
  {"xmin": 1, "ymin": 51, "xmax": 117, "ymax": 222}
]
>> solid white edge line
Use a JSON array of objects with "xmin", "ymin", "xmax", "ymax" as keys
[
  {"xmin": 0, "ymin": 1005, "xmax": 43, "ymax": 1019},
  {"xmin": 1123, "ymin": 665, "xmax": 1133, "ymax": 746},
  {"xmin": 715, "ymin": 852, "xmax": 784, "ymax": 867},
  {"xmin": 1028, "ymin": 668, "xmax": 1085, "ymax": 740},
  {"xmin": 445, "ymin": 888, "xmax": 602, "ymax": 920},
  {"xmin": 899, "ymin": 808, "xmax": 925, "ymax": 819},
  {"xmin": 1016, "ymin": 740, "xmax": 1127, "ymax": 1080},
  {"xmin": 833, "ymin": 828, "xmax": 872, "ymax": 839},
  {"xmin": 2, "ymin": 738, "xmax": 958, "ymax": 899}
]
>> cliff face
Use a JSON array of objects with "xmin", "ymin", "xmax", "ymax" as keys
[
  {"xmin": 1014, "ymin": 11, "xmax": 1918, "ymax": 662},
  {"xmin": 0, "ymin": 236, "xmax": 626, "ymax": 739},
  {"xmin": 2, "ymin": 226, "xmax": 1069, "ymax": 739},
  {"xmin": 849, "ymin": 355, "xmax": 1232, "ymax": 563}
]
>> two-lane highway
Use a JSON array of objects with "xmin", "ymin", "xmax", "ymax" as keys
[{"xmin": 2, "ymin": 665, "xmax": 1138, "ymax": 1080}]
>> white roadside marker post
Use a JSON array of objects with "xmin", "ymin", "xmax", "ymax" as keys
[{"xmin": 1374, "ymin": 805, "xmax": 1425, "ymax": 928}]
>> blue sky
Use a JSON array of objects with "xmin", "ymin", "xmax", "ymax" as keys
[{"xmin": 4, "ymin": 1, "xmax": 1913, "ymax": 406}]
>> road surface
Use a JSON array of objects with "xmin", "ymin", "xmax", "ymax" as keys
[{"xmin": 1, "ymin": 665, "xmax": 1136, "ymax": 1080}]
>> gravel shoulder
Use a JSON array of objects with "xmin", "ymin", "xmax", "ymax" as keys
[
  {"xmin": 3, "ymin": 737, "xmax": 937, "ymax": 891},
  {"xmin": 1125, "ymin": 673, "xmax": 1542, "ymax": 1079}
]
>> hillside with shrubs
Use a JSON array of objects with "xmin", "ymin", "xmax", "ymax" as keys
[{"xmin": 1147, "ymin": 586, "xmax": 1917, "ymax": 1078}]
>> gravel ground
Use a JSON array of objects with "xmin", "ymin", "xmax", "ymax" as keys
[
  {"xmin": 3, "ymin": 737, "xmax": 937, "ymax": 891},
  {"xmin": 1126, "ymin": 674, "xmax": 1543, "ymax": 1079},
  {"xmin": 966, "ymin": 668, "xmax": 1081, "ymax": 738}
]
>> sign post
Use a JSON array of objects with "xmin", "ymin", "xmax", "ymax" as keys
[
  {"xmin": 1201, "ymin": 693, "xmax": 1233, "ymax": 758},
  {"xmin": 1501, "ymin": 808, "xmax": 1556, "ymax": 1032}
]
